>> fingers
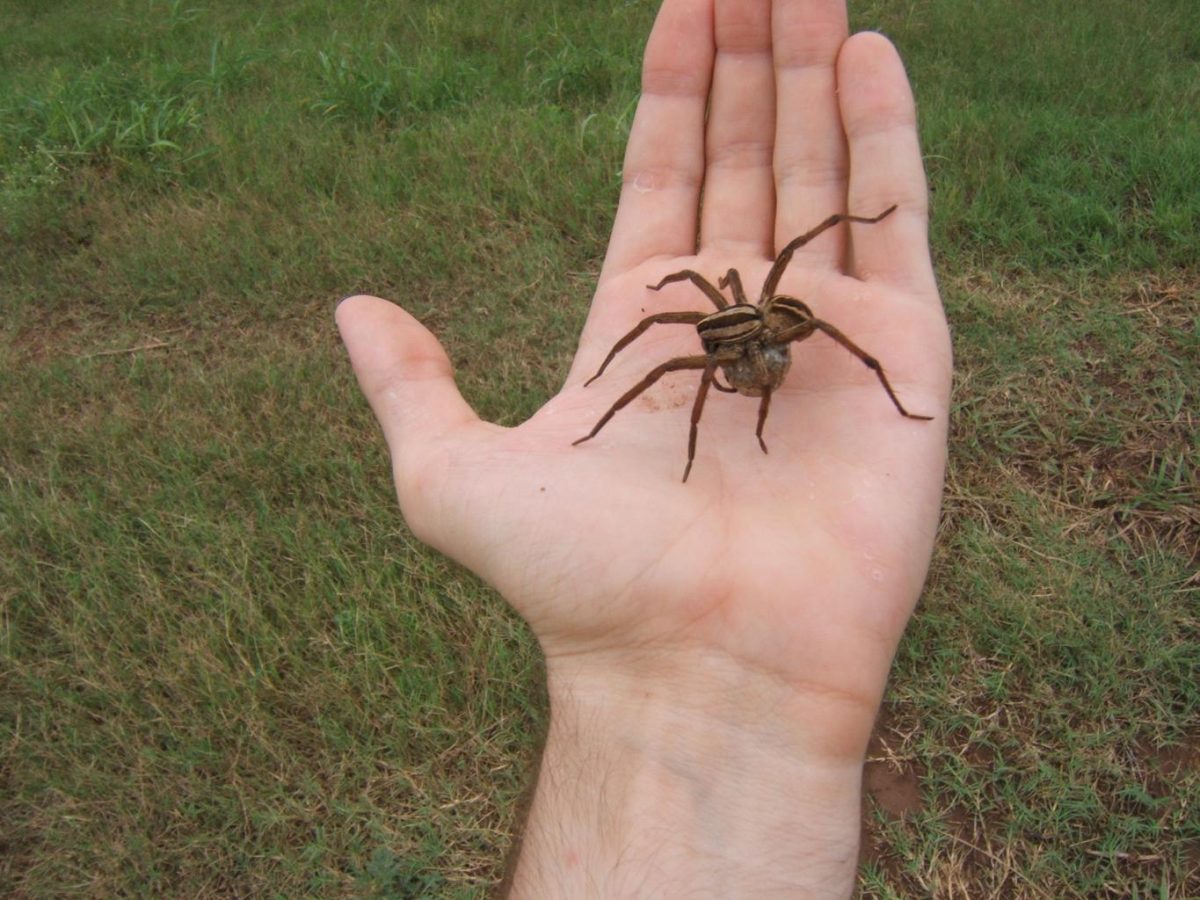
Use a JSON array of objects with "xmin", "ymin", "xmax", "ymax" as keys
[
  {"xmin": 837, "ymin": 32, "xmax": 936, "ymax": 294},
  {"xmin": 771, "ymin": 0, "xmax": 851, "ymax": 266},
  {"xmin": 335, "ymin": 294, "xmax": 480, "ymax": 485},
  {"xmin": 698, "ymin": 0, "xmax": 776, "ymax": 255},
  {"xmin": 599, "ymin": 0, "xmax": 714, "ymax": 280},
  {"xmin": 602, "ymin": 0, "xmax": 933, "ymax": 299}
]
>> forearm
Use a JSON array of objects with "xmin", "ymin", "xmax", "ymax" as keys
[{"xmin": 506, "ymin": 653, "xmax": 872, "ymax": 899}]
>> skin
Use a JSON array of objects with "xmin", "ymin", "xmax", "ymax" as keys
[{"xmin": 336, "ymin": 0, "xmax": 952, "ymax": 895}]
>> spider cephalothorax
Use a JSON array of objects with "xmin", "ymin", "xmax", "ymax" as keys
[{"xmin": 572, "ymin": 205, "xmax": 933, "ymax": 482}]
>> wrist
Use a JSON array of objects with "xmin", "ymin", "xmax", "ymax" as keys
[
  {"xmin": 546, "ymin": 641, "xmax": 885, "ymax": 765},
  {"xmin": 507, "ymin": 647, "xmax": 875, "ymax": 898}
]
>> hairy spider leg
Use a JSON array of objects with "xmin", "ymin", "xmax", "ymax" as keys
[
  {"xmin": 759, "ymin": 205, "xmax": 898, "ymax": 302},
  {"xmin": 717, "ymin": 268, "xmax": 750, "ymax": 305},
  {"xmin": 772, "ymin": 316, "xmax": 932, "ymax": 421},
  {"xmin": 755, "ymin": 386, "xmax": 772, "ymax": 453},
  {"xmin": 682, "ymin": 359, "xmax": 720, "ymax": 482},
  {"xmin": 583, "ymin": 311, "xmax": 706, "ymax": 386},
  {"xmin": 573, "ymin": 355, "xmax": 711, "ymax": 448},
  {"xmin": 647, "ymin": 270, "xmax": 729, "ymax": 310}
]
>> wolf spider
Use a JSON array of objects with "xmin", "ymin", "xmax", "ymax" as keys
[{"xmin": 573, "ymin": 205, "xmax": 932, "ymax": 482}]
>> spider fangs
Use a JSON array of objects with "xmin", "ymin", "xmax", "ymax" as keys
[{"xmin": 572, "ymin": 205, "xmax": 933, "ymax": 482}]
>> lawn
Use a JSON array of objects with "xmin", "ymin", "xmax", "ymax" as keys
[{"xmin": 1, "ymin": 0, "xmax": 1196, "ymax": 896}]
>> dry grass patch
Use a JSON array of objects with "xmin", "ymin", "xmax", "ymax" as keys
[
  {"xmin": 853, "ymin": 270, "xmax": 1200, "ymax": 898},
  {"xmin": 943, "ymin": 270, "xmax": 1197, "ymax": 566}
]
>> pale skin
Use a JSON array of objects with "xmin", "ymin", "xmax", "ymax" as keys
[{"xmin": 336, "ymin": 0, "xmax": 952, "ymax": 896}]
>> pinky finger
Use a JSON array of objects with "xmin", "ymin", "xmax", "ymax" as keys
[{"xmin": 837, "ymin": 32, "xmax": 936, "ymax": 295}]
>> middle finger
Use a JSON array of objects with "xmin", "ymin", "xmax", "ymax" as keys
[{"xmin": 699, "ymin": 0, "xmax": 777, "ymax": 257}]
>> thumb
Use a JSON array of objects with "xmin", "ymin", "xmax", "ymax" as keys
[{"xmin": 335, "ymin": 294, "xmax": 480, "ymax": 512}]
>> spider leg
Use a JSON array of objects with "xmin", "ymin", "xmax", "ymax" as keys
[
  {"xmin": 573, "ymin": 355, "xmax": 711, "ymax": 448},
  {"xmin": 717, "ymin": 268, "xmax": 750, "ymax": 305},
  {"xmin": 810, "ymin": 320, "xmax": 933, "ymax": 421},
  {"xmin": 682, "ymin": 359, "xmax": 720, "ymax": 482},
  {"xmin": 760, "ymin": 205, "xmax": 898, "ymax": 302},
  {"xmin": 647, "ymin": 270, "xmax": 729, "ymax": 310},
  {"xmin": 755, "ymin": 386, "xmax": 772, "ymax": 453},
  {"xmin": 712, "ymin": 372, "xmax": 738, "ymax": 393},
  {"xmin": 584, "ymin": 311, "xmax": 706, "ymax": 386}
]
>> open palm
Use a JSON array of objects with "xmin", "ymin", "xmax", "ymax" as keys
[{"xmin": 338, "ymin": 0, "xmax": 951, "ymax": 758}]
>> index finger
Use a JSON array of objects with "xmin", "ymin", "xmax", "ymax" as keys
[{"xmin": 599, "ymin": 0, "xmax": 714, "ymax": 282}]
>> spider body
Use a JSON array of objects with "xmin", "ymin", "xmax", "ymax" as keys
[
  {"xmin": 573, "ymin": 206, "xmax": 932, "ymax": 482},
  {"xmin": 696, "ymin": 296, "xmax": 821, "ymax": 396},
  {"xmin": 713, "ymin": 338, "xmax": 790, "ymax": 397}
]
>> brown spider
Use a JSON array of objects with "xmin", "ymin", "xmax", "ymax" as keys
[{"xmin": 573, "ymin": 205, "xmax": 932, "ymax": 482}]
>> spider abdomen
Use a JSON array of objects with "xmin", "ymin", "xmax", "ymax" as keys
[{"xmin": 719, "ymin": 342, "xmax": 792, "ymax": 396}]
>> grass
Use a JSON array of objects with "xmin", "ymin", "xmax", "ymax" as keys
[{"xmin": 1, "ymin": 0, "xmax": 1197, "ymax": 896}]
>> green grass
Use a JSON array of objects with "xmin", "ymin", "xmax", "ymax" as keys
[{"xmin": 2, "ymin": 0, "xmax": 1197, "ymax": 896}]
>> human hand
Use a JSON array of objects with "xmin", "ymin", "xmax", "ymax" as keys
[{"xmin": 338, "ymin": 0, "xmax": 950, "ymax": 893}]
